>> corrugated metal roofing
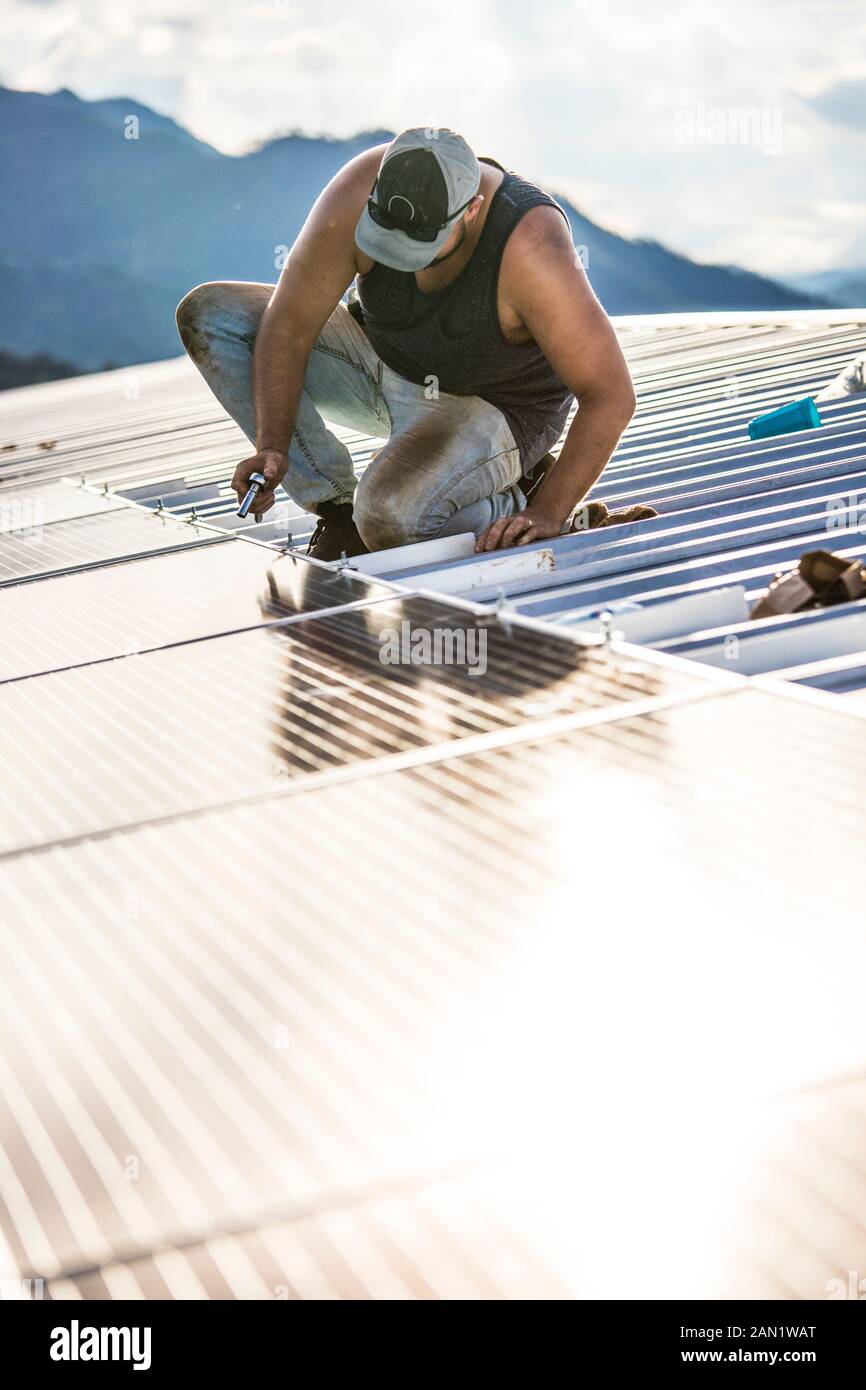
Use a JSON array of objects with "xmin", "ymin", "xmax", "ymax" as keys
[
  {"xmin": 1, "ymin": 309, "xmax": 866, "ymax": 1301},
  {"xmin": 382, "ymin": 312, "xmax": 866, "ymax": 694}
]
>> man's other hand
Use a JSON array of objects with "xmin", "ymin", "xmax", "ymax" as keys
[
  {"xmin": 231, "ymin": 448, "xmax": 287, "ymax": 518},
  {"xmin": 475, "ymin": 506, "xmax": 565, "ymax": 553}
]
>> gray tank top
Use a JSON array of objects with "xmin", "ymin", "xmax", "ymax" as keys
[{"xmin": 355, "ymin": 159, "xmax": 574, "ymax": 472}]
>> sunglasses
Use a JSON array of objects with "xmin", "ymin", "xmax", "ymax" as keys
[{"xmin": 366, "ymin": 186, "xmax": 476, "ymax": 243}]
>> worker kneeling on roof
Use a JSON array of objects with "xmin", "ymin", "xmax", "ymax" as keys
[{"xmin": 176, "ymin": 128, "xmax": 637, "ymax": 561}]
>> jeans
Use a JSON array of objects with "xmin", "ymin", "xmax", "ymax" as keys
[{"xmin": 176, "ymin": 281, "xmax": 525, "ymax": 549}]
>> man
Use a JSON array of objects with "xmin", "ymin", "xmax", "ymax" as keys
[{"xmin": 176, "ymin": 127, "xmax": 639, "ymax": 561}]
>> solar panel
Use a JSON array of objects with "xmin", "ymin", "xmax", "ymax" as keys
[
  {"xmin": 43, "ymin": 1083, "xmax": 866, "ymax": 1300},
  {"xmin": 0, "ymin": 542, "xmax": 397, "ymax": 682},
  {"xmin": 0, "ymin": 596, "xmax": 718, "ymax": 854},
  {"xmin": 0, "ymin": 507, "xmax": 227, "ymax": 586},
  {"xmin": 0, "ymin": 679, "xmax": 864, "ymax": 1295},
  {"xmin": 45, "ymin": 1174, "xmax": 574, "ymax": 1299},
  {"xmin": 0, "ymin": 479, "xmax": 126, "ymax": 527}
]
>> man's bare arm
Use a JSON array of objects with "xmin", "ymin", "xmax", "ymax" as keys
[
  {"xmin": 476, "ymin": 207, "xmax": 636, "ymax": 551},
  {"xmin": 230, "ymin": 146, "xmax": 384, "ymax": 515}
]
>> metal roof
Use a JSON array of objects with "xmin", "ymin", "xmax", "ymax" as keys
[
  {"xmin": 1, "ymin": 310, "xmax": 866, "ymax": 1300},
  {"xmin": 373, "ymin": 311, "xmax": 866, "ymax": 695}
]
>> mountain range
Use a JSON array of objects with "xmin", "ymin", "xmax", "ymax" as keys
[
  {"xmin": 0, "ymin": 83, "xmax": 830, "ymax": 375},
  {"xmin": 784, "ymin": 268, "xmax": 866, "ymax": 309}
]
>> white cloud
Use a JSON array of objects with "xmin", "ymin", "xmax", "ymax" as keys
[{"xmin": 3, "ymin": 0, "xmax": 865, "ymax": 275}]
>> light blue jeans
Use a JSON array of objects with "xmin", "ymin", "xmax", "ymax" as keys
[{"xmin": 176, "ymin": 281, "xmax": 525, "ymax": 548}]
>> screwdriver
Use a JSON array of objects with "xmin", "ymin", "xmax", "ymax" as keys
[{"xmin": 237, "ymin": 471, "xmax": 267, "ymax": 522}]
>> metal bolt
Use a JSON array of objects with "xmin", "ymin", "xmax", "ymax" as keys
[{"xmin": 495, "ymin": 587, "xmax": 515, "ymax": 624}]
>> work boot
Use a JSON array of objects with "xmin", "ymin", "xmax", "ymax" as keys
[{"xmin": 306, "ymin": 500, "xmax": 369, "ymax": 562}]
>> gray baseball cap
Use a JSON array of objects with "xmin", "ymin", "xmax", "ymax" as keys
[{"xmin": 355, "ymin": 128, "xmax": 481, "ymax": 272}]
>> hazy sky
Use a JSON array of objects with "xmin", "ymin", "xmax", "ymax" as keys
[{"xmin": 5, "ymin": 0, "xmax": 865, "ymax": 275}]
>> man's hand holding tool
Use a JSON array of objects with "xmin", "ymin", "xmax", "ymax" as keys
[{"xmin": 232, "ymin": 448, "xmax": 286, "ymax": 520}]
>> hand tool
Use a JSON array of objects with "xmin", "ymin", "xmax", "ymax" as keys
[{"xmin": 237, "ymin": 471, "xmax": 267, "ymax": 521}]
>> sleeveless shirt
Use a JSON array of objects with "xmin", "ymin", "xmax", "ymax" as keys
[{"xmin": 355, "ymin": 158, "xmax": 574, "ymax": 472}]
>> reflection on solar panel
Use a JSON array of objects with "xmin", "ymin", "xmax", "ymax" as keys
[
  {"xmin": 0, "ymin": 595, "xmax": 719, "ymax": 855},
  {"xmin": 1, "ymin": 309, "xmax": 865, "ymax": 1301}
]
